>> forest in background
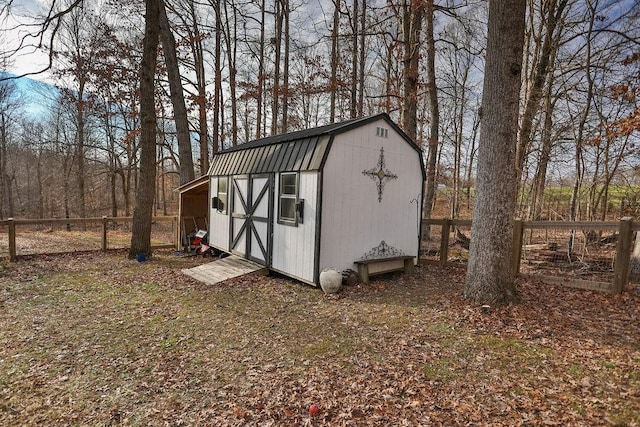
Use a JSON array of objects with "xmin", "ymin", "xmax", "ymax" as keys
[{"xmin": 0, "ymin": 0, "xmax": 638, "ymax": 222}]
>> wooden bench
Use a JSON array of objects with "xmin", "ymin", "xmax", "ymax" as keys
[{"xmin": 354, "ymin": 255, "xmax": 415, "ymax": 284}]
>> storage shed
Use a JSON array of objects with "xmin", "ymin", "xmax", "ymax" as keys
[{"xmin": 207, "ymin": 113, "xmax": 425, "ymax": 285}]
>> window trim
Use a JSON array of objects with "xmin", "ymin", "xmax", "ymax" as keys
[
  {"xmin": 215, "ymin": 176, "xmax": 229, "ymax": 215},
  {"xmin": 278, "ymin": 172, "xmax": 299, "ymax": 226}
]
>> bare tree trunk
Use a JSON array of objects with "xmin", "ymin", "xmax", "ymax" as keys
[
  {"xmin": 516, "ymin": 0, "xmax": 567, "ymax": 193},
  {"xmin": 223, "ymin": 0, "xmax": 238, "ymax": 145},
  {"xmin": 256, "ymin": 0, "xmax": 266, "ymax": 138},
  {"xmin": 384, "ymin": 39, "xmax": 392, "ymax": 114},
  {"xmin": 358, "ymin": 0, "xmax": 366, "ymax": 117},
  {"xmin": 76, "ymin": 78, "xmax": 86, "ymax": 220},
  {"xmin": 186, "ymin": 0, "xmax": 209, "ymax": 174},
  {"xmin": 422, "ymin": 0, "xmax": 438, "ymax": 236},
  {"xmin": 464, "ymin": 110, "xmax": 480, "ymax": 209},
  {"xmin": 158, "ymin": 0, "xmax": 194, "ymax": 185},
  {"xmin": 464, "ymin": 0, "xmax": 526, "ymax": 305},
  {"xmin": 400, "ymin": 0, "xmax": 423, "ymax": 142},
  {"xmin": 129, "ymin": 0, "xmax": 160, "ymax": 259},
  {"xmin": 330, "ymin": 0, "xmax": 340, "ymax": 123},
  {"xmin": 350, "ymin": 0, "xmax": 359, "ymax": 119},
  {"xmin": 0, "ymin": 114, "xmax": 4, "ymax": 220},
  {"xmin": 529, "ymin": 86, "xmax": 555, "ymax": 220},
  {"xmin": 271, "ymin": 0, "xmax": 283, "ymax": 134},
  {"xmin": 569, "ymin": 0, "xmax": 597, "ymax": 253},
  {"xmin": 281, "ymin": 0, "xmax": 290, "ymax": 131},
  {"xmin": 105, "ymin": 108, "xmax": 119, "ymax": 217},
  {"xmin": 213, "ymin": 0, "xmax": 221, "ymax": 152}
]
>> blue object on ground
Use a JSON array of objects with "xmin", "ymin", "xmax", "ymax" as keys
[{"xmin": 136, "ymin": 253, "xmax": 147, "ymax": 262}]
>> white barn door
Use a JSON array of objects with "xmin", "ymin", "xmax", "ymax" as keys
[{"xmin": 230, "ymin": 175, "xmax": 272, "ymax": 265}]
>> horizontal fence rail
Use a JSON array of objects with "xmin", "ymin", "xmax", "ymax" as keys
[
  {"xmin": 0, "ymin": 216, "xmax": 177, "ymax": 261},
  {"xmin": 421, "ymin": 217, "xmax": 638, "ymax": 294}
]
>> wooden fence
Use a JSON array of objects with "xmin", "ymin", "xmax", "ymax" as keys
[
  {"xmin": 2, "ymin": 215, "xmax": 637, "ymax": 293},
  {"xmin": 0, "ymin": 216, "xmax": 178, "ymax": 262},
  {"xmin": 421, "ymin": 217, "xmax": 638, "ymax": 294}
]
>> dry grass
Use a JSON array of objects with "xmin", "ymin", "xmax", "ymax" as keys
[
  {"xmin": 0, "ymin": 251, "xmax": 638, "ymax": 426},
  {"xmin": 0, "ymin": 226, "xmax": 174, "ymax": 258}
]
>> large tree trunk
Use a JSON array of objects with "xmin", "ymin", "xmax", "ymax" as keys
[
  {"xmin": 464, "ymin": 0, "xmax": 526, "ymax": 305},
  {"xmin": 129, "ymin": 0, "xmax": 160, "ymax": 259},
  {"xmin": 400, "ymin": 0, "xmax": 423, "ymax": 142},
  {"xmin": 158, "ymin": 0, "xmax": 194, "ymax": 185}
]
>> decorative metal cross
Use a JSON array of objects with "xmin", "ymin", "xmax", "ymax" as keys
[{"xmin": 362, "ymin": 147, "xmax": 398, "ymax": 202}]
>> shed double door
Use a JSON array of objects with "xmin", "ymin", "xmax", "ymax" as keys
[{"xmin": 230, "ymin": 174, "xmax": 273, "ymax": 265}]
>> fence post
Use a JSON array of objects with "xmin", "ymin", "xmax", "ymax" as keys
[
  {"xmin": 174, "ymin": 216, "xmax": 180, "ymax": 250},
  {"xmin": 439, "ymin": 218, "xmax": 451, "ymax": 267},
  {"xmin": 8, "ymin": 218, "xmax": 16, "ymax": 262},
  {"xmin": 512, "ymin": 218, "xmax": 524, "ymax": 277},
  {"xmin": 101, "ymin": 216, "xmax": 108, "ymax": 252},
  {"xmin": 613, "ymin": 216, "xmax": 633, "ymax": 294}
]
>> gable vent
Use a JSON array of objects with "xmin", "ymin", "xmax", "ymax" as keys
[{"xmin": 376, "ymin": 126, "xmax": 389, "ymax": 138}]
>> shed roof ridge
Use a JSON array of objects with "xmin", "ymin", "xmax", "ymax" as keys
[{"xmin": 220, "ymin": 113, "xmax": 387, "ymax": 153}]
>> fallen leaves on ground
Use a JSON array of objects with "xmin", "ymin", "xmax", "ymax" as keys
[{"xmin": 0, "ymin": 251, "xmax": 638, "ymax": 426}]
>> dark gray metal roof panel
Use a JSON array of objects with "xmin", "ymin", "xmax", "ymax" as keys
[
  {"xmin": 286, "ymin": 141, "xmax": 302, "ymax": 171},
  {"xmin": 246, "ymin": 148, "xmax": 259, "ymax": 173},
  {"xmin": 308, "ymin": 136, "xmax": 330, "ymax": 170},
  {"xmin": 292, "ymin": 138, "xmax": 310, "ymax": 171},
  {"xmin": 255, "ymin": 146, "xmax": 268, "ymax": 173},
  {"xmin": 276, "ymin": 142, "xmax": 294, "ymax": 172},
  {"xmin": 299, "ymin": 137, "xmax": 316, "ymax": 170},
  {"xmin": 266, "ymin": 144, "xmax": 282, "ymax": 172}
]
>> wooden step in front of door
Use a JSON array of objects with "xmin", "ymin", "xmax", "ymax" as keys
[{"xmin": 182, "ymin": 255, "xmax": 267, "ymax": 285}]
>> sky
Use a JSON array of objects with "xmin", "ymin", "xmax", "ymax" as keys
[{"xmin": 1, "ymin": 0, "xmax": 54, "ymax": 80}]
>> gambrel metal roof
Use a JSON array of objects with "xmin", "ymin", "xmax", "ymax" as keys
[
  {"xmin": 208, "ymin": 113, "xmax": 423, "ymax": 177},
  {"xmin": 209, "ymin": 135, "xmax": 331, "ymax": 176}
]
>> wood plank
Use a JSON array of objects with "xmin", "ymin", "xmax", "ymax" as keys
[
  {"xmin": 522, "ymin": 274, "xmax": 614, "ymax": 293},
  {"xmin": 182, "ymin": 255, "xmax": 267, "ymax": 285}
]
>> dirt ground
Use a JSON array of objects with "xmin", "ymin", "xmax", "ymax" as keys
[{"xmin": 0, "ymin": 250, "xmax": 638, "ymax": 426}]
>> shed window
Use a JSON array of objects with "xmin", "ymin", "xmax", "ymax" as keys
[
  {"xmin": 215, "ymin": 177, "xmax": 228, "ymax": 214},
  {"xmin": 279, "ymin": 173, "xmax": 298, "ymax": 224}
]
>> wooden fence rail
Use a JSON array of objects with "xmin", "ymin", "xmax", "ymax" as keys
[
  {"xmin": 0, "ymin": 216, "xmax": 178, "ymax": 262},
  {"xmin": 422, "ymin": 217, "xmax": 638, "ymax": 294}
]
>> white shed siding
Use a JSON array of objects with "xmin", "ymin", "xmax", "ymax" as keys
[
  {"xmin": 271, "ymin": 171, "xmax": 318, "ymax": 283},
  {"xmin": 209, "ymin": 176, "xmax": 230, "ymax": 251},
  {"xmin": 319, "ymin": 120, "xmax": 422, "ymax": 273}
]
